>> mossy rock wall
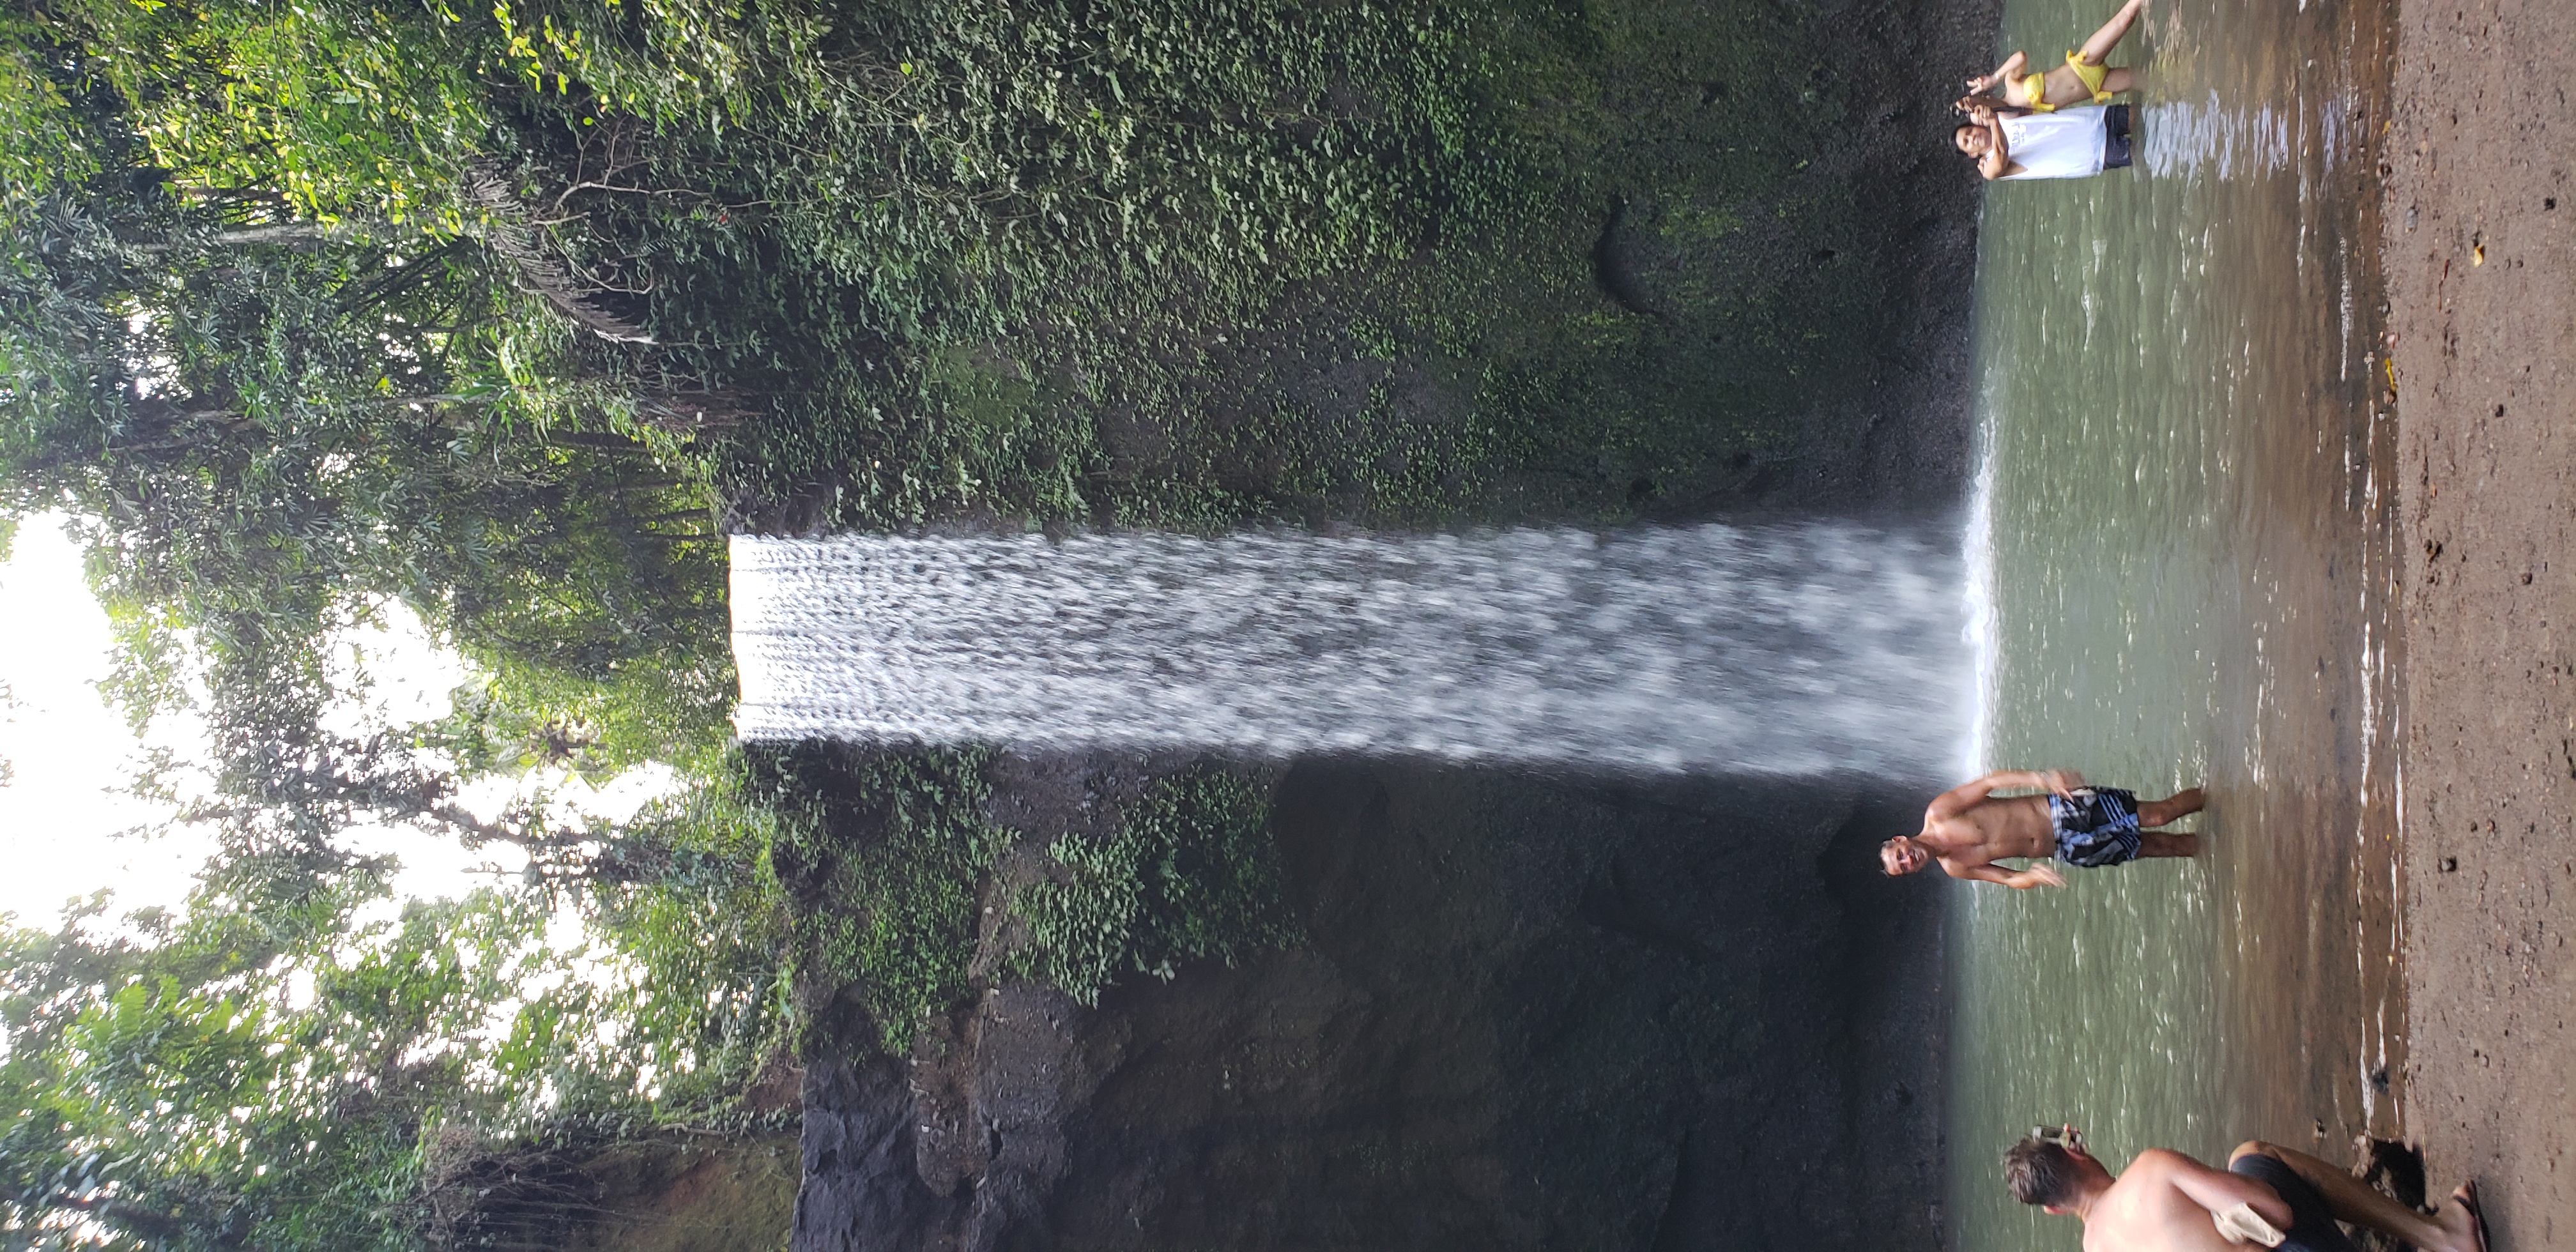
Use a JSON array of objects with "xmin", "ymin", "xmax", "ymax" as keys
[
  {"xmin": 794, "ymin": 761, "xmax": 1947, "ymax": 1251},
  {"xmin": 564, "ymin": 1140, "xmax": 802, "ymax": 1252},
  {"xmin": 555, "ymin": 0, "xmax": 1997, "ymax": 534}
]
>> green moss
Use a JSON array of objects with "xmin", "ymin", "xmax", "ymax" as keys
[
  {"xmin": 923, "ymin": 342, "xmax": 1041, "ymax": 443},
  {"xmin": 752, "ymin": 744, "xmax": 1009, "ymax": 1055},
  {"xmin": 1659, "ymin": 204, "xmax": 1747, "ymax": 242},
  {"xmin": 749, "ymin": 748, "xmax": 1296, "ymax": 1050},
  {"xmin": 1006, "ymin": 763, "xmax": 1298, "ymax": 1006},
  {"xmin": 456, "ymin": 0, "xmax": 1913, "ymax": 535}
]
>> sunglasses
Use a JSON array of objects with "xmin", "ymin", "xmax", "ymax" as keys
[{"xmin": 2030, "ymin": 1124, "xmax": 2085, "ymax": 1150}]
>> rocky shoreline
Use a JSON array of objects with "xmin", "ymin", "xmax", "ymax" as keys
[{"xmin": 2384, "ymin": 0, "xmax": 2576, "ymax": 1243}]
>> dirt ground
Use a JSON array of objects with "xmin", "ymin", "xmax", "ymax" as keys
[{"xmin": 2384, "ymin": 0, "xmax": 2576, "ymax": 1246}]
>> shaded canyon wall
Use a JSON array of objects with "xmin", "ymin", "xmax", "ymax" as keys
[{"xmin": 796, "ymin": 760, "xmax": 1948, "ymax": 1251}]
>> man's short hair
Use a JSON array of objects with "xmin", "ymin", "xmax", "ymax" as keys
[{"xmin": 2004, "ymin": 1136, "xmax": 2079, "ymax": 1207}]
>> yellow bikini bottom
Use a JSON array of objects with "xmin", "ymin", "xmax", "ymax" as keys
[
  {"xmin": 2067, "ymin": 50, "xmax": 2114, "ymax": 103},
  {"xmin": 2023, "ymin": 52, "xmax": 2116, "ymax": 113}
]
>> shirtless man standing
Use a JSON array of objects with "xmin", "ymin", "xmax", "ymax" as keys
[
  {"xmin": 1880, "ymin": 769, "xmax": 2202, "ymax": 889},
  {"xmin": 2002, "ymin": 1129, "xmax": 2487, "ymax": 1252}
]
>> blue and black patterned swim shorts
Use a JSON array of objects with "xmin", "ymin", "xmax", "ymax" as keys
[{"xmin": 2049, "ymin": 787, "xmax": 2143, "ymax": 867}]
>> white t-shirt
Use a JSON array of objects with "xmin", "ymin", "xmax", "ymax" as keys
[{"xmin": 1998, "ymin": 106, "xmax": 2110, "ymax": 180}]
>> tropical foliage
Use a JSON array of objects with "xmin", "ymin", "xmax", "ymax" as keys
[
  {"xmin": 0, "ymin": 784, "xmax": 791, "ymax": 1249},
  {"xmin": 0, "ymin": 0, "xmax": 1906, "ymax": 1241},
  {"xmin": 1009, "ymin": 763, "xmax": 1296, "ymax": 1006}
]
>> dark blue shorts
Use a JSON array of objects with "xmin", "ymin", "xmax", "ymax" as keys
[
  {"xmin": 2228, "ymin": 1152, "xmax": 2359, "ymax": 1252},
  {"xmin": 2104, "ymin": 103, "xmax": 2134, "ymax": 170},
  {"xmin": 2049, "ymin": 788, "xmax": 2143, "ymax": 867}
]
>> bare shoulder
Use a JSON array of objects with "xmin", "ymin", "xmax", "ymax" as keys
[
  {"xmin": 2126, "ymin": 1148, "xmax": 2200, "ymax": 1173},
  {"xmin": 2113, "ymin": 1148, "xmax": 2203, "ymax": 1189},
  {"xmin": 2124, "ymin": 1147, "xmax": 2241, "ymax": 1194}
]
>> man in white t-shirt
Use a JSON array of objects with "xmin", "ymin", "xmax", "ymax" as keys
[{"xmin": 1954, "ymin": 100, "xmax": 2134, "ymax": 181}]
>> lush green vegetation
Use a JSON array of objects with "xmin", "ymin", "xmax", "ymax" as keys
[
  {"xmin": 1009, "ymin": 763, "xmax": 1298, "ymax": 1006},
  {"xmin": 756, "ymin": 743, "xmax": 1008, "ymax": 1055},
  {"xmin": 0, "ymin": 0, "xmax": 1912, "ymax": 1241},
  {"xmin": 0, "ymin": 841, "xmax": 789, "ymax": 1250},
  {"xmin": 756, "ymin": 745, "xmax": 1296, "ymax": 1050}
]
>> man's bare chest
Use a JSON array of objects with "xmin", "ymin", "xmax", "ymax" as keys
[{"xmin": 1929, "ymin": 796, "xmax": 2051, "ymax": 857}]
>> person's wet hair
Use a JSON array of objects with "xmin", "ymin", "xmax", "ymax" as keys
[{"xmin": 2004, "ymin": 1136, "xmax": 2080, "ymax": 1207}]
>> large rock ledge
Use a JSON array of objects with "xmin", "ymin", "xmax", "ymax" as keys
[{"xmin": 794, "ymin": 758, "xmax": 1949, "ymax": 1251}]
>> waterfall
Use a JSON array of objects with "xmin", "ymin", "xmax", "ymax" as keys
[{"xmin": 730, "ymin": 524, "xmax": 1968, "ymax": 777}]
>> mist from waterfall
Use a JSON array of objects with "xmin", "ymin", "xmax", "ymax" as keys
[{"xmin": 730, "ymin": 524, "xmax": 1970, "ymax": 777}]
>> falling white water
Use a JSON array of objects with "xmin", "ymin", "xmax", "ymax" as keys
[{"xmin": 730, "ymin": 524, "xmax": 1969, "ymax": 777}]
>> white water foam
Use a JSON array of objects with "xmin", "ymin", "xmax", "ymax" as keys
[
  {"xmin": 730, "ymin": 524, "xmax": 1970, "ymax": 777},
  {"xmin": 1961, "ymin": 366, "xmax": 2005, "ymax": 782},
  {"xmin": 2142, "ymin": 92, "xmax": 2296, "ymax": 181}
]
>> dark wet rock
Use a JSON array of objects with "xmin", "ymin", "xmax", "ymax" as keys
[
  {"xmin": 2343, "ymin": 1137, "xmax": 2430, "ymax": 1252},
  {"xmin": 796, "ymin": 759, "xmax": 1947, "ymax": 1251}
]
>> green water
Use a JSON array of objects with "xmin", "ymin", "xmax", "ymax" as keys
[{"xmin": 1951, "ymin": 0, "xmax": 2399, "ymax": 1246}]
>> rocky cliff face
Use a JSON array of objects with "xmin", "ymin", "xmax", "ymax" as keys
[
  {"xmin": 786, "ymin": 0, "xmax": 1996, "ymax": 1237},
  {"xmin": 795, "ymin": 760, "xmax": 1947, "ymax": 1251}
]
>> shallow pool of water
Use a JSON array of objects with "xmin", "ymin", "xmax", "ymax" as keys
[{"xmin": 1951, "ymin": 0, "xmax": 2402, "ymax": 1244}]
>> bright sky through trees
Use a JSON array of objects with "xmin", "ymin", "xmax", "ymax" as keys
[
  {"xmin": 0, "ymin": 514, "xmax": 215, "ymax": 924},
  {"xmin": 0, "ymin": 512, "xmax": 680, "ymax": 929}
]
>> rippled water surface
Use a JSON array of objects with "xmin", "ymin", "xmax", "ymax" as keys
[{"xmin": 1952, "ymin": 0, "xmax": 2402, "ymax": 1246}]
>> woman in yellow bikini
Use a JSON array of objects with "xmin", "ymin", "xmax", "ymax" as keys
[{"xmin": 1961, "ymin": 0, "xmax": 2146, "ymax": 114}]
